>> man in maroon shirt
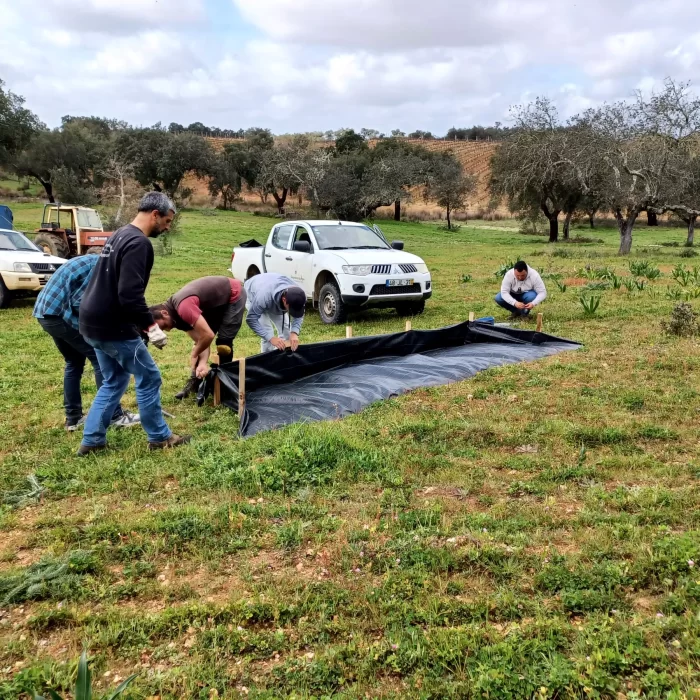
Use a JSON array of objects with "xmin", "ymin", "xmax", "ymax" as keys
[{"xmin": 150, "ymin": 276, "xmax": 246, "ymax": 399}]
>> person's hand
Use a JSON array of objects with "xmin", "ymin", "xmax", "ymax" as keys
[
  {"xmin": 147, "ymin": 324, "xmax": 168, "ymax": 349},
  {"xmin": 270, "ymin": 337, "xmax": 287, "ymax": 351},
  {"xmin": 524, "ymin": 303, "xmax": 534, "ymax": 310},
  {"xmin": 289, "ymin": 333, "xmax": 300, "ymax": 351},
  {"xmin": 195, "ymin": 362, "xmax": 209, "ymax": 379},
  {"xmin": 514, "ymin": 302, "xmax": 525, "ymax": 310}
]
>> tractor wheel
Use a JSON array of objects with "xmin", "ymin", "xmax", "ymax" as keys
[
  {"xmin": 0, "ymin": 276, "xmax": 12, "ymax": 309},
  {"xmin": 34, "ymin": 233, "xmax": 70, "ymax": 259},
  {"xmin": 85, "ymin": 246, "xmax": 102, "ymax": 255}
]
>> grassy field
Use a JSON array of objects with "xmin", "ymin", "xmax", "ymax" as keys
[{"xmin": 1, "ymin": 206, "xmax": 700, "ymax": 699}]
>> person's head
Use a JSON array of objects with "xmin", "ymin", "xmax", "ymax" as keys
[
  {"xmin": 281, "ymin": 286, "xmax": 306, "ymax": 319},
  {"xmin": 149, "ymin": 303, "xmax": 175, "ymax": 331},
  {"xmin": 513, "ymin": 260, "xmax": 528, "ymax": 282},
  {"xmin": 134, "ymin": 192, "xmax": 176, "ymax": 238}
]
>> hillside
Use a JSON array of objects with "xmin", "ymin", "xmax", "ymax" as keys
[{"xmin": 185, "ymin": 137, "xmax": 505, "ymax": 218}]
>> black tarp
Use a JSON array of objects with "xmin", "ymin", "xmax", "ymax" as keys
[{"xmin": 199, "ymin": 320, "xmax": 581, "ymax": 437}]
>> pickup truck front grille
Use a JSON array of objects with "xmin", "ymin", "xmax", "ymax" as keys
[
  {"xmin": 399, "ymin": 264, "xmax": 417, "ymax": 273},
  {"xmin": 369, "ymin": 283, "xmax": 422, "ymax": 296},
  {"xmin": 29, "ymin": 263, "xmax": 61, "ymax": 273},
  {"xmin": 371, "ymin": 264, "xmax": 391, "ymax": 275}
]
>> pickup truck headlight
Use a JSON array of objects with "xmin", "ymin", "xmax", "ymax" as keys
[
  {"xmin": 13, "ymin": 263, "xmax": 32, "ymax": 272},
  {"xmin": 342, "ymin": 265, "xmax": 372, "ymax": 276},
  {"xmin": 414, "ymin": 263, "xmax": 428, "ymax": 273}
]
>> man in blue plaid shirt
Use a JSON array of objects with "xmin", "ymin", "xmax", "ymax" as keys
[{"xmin": 33, "ymin": 255, "xmax": 140, "ymax": 431}]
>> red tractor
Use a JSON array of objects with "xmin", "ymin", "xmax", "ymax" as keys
[{"xmin": 33, "ymin": 204, "xmax": 114, "ymax": 258}]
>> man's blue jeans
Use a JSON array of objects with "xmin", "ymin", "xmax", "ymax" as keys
[
  {"xmin": 81, "ymin": 338, "xmax": 172, "ymax": 447},
  {"xmin": 494, "ymin": 290, "xmax": 538, "ymax": 315},
  {"xmin": 37, "ymin": 316, "xmax": 124, "ymax": 422}
]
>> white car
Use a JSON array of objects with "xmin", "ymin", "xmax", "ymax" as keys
[
  {"xmin": 230, "ymin": 220, "xmax": 432, "ymax": 323},
  {"xmin": 0, "ymin": 228, "xmax": 66, "ymax": 308}
]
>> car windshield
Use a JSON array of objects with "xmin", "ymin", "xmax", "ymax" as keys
[
  {"xmin": 0, "ymin": 231, "xmax": 41, "ymax": 252},
  {"xmin": 76, "ymin": 209, "xmax": 103, "ymax": 229},
  {"xmin": 312, "ymin": 225, "xmax": 389, "ymax": 250}
]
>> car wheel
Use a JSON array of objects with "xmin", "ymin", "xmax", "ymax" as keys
[
  {"xmin": 0, "ymin": 277, "xmax": 12, "ymax": 309},
  {"xmin": 319, "ymin": 282, "xmax": 348, "ymax": 324}
]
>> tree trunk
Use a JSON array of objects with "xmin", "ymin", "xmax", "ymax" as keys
[
  {"xmin": 616, "ymin": 208, "xmax": 640, "ymax": 255},
  {"xmin": 272, "ymin": 187, "xmax": 288, "ymax": 214},
  {"xmin": 687, "ymin": 215, "xmax": 696, "ymax": 247},
  {"xmin": 588, "ymin": 210, "xmax": 596, "ymax": 228},
  {"xmin": 114, "ymin": 172, "xmax": 126, "ymax": 224},
  {"xmin": 394, "ymin": 199, "xmax": 401, "ymax": 221},
  {"xmin": 446, "ymin": 204, "xmax": 451, "ymax": 230},
  {"xmin": 540, "ymin": 200, "xmax": 560, "ymax": 243},
  {"xmin": 40, "ymin": 180, "xmax": 55, "ymax": 203},
  {"xmin": 563, "ymin": 210, "xmax": 573, "ymax": 240},
  {"xmin": 646, "ymin": 210, "xmax": 658, "ymax": 226}
]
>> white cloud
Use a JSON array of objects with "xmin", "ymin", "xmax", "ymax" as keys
[{"xmin": 2, "ymin": 0, "xmax": 700, "ymax": 133}]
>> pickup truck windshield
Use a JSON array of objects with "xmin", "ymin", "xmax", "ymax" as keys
[
  {"xmin": 312, "ymin": 225, "xmax": 389, "ymax": 251},
  {"xmin": 0, "ymin": 231, "xmax": 41, "ymax": 252}
]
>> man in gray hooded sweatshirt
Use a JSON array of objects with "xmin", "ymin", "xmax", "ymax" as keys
[{"xmin": 244, "ymin": 273, "xmax": 306, "ymax": 353}]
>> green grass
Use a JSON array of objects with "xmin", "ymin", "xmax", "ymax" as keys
[{"xmin": 1, "ymin": 210, "xmax": 700, "ymax": 698}]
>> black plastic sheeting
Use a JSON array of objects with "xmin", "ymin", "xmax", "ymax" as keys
[{"xmin": 198, "ymin": 320, "xmax": 581, "ymax": 437}]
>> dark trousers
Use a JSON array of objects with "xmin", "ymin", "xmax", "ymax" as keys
[
  {"xmin": 214, "ymin": 290, "xmax": 247, "ymax": 349},
  {"xmin": 37, "ymin": 316, "xmax": 124, "ymax": 422}
]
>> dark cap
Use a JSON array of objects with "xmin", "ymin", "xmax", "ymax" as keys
[{"xmin": 284, "ymin": 287, "xmax": 306, "ymax": 318}]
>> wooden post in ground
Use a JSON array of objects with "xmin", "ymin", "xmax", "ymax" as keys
[
  {"xmin": 405, "ymin": 320, "xmax": 412, "ymax": 331},
  {"xmin": 346, "ymin": 325, "xmax": 353, "ymax": 338},
  {"xmin": 536, "ymin": 313, "xmax": 543, "ymax": 332},
  {"xmin": 238, "ymin": 357, "xmax": 246, "ymax": 420},
  {"xmin": 213, "ymin": 376, "xmax": 221, "ymax": 406},
  {"xmin": 469, "ymin": 311, "xmax": 475, "ymax": 322}
]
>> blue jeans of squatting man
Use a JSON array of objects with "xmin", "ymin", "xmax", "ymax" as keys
[
  {"xmin": 81, "ymin": 338, "xmax": 171, "ymax": 447},
  {"xmin": 494, "ymin": 290, "xmax": 538, "ymax": 315}
]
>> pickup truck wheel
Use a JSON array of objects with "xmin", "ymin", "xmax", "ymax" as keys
[
  {"xmin": 319, "ymin": 282, "xmax": 348, "ymax": 324},
  {"xmin": 0, "ymin": 277, "xmax": 12, "ymax": 309},
  {"xmin": 395, "ymin": 300, "xmax": 425, "ymax": 317}
]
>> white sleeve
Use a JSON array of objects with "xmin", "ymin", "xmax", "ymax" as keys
[
  {"xmin": 500, "ymin": 271, "xmax": 517, "ymax": 306},
  {"xmin": 532, "ymin": 271, "xmax": 547, "ymax": 305}
]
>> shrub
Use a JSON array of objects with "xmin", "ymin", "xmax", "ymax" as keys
[
  {"xmin": 661, "ymin": 303, "xmax": 700, "ymax": 337},
  {"xmin": 679, "ymin": 248, "xmax": 698, "ymax": 258},
  {"xmin": 33, "ymin": 650, "xmax": 136, "ymax": 700},
  {"xmin": 579, "ymin": 295, "xmax": 601, "ymax": 315}
]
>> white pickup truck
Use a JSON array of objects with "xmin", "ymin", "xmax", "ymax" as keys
[
  {"xmin": 230, "ymin": 220, "xmax": 432, "ymax": 324},
  {"xmin": 0, "ymin": 228, "xmax": 65, "ymax": 308}
]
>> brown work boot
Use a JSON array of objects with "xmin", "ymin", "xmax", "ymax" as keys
[
  {"xmin": 76, "ymin": 443, "xmax": 107, "ymax": 457},
  {"xmin": 148, "ymin": 433, "xmax": 192, "ymax": 451}
]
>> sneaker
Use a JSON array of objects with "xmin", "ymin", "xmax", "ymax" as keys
[
  {"xmin": 111, "ymin": 411, "xmax": 141, "ymax": 428},
  {"xmin": 65, "ymin": 415, "xmax": 86, "ymax": 432},
  {"xmin": 148, "ymin": 433, "xmax": 192, "ymax": 451},
  {"xmin": 175, "ymin": 376, "xmax": 200, "ymax": 400},
  {"xmin": 77, "ymin": 443, "xmax": 107, "ymax": 457}
]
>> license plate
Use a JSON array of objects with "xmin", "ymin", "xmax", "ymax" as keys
[{"xmin": 386, "ymin": 278, "xmax": 414, "ymax": 287}]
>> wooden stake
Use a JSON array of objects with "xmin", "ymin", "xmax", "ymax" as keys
[
  {"xmin": 213, "ymin": 376, "xmax": 221, "ymax": 407},
  {"xmin": 405, "ymin": 320, "xmax": 412, "ymax": 331},
  {"xmin": 469, "ymin": 311, "xmax": 475, "ymax": 322},
  {"xmin": 238, "ymin": 357, "xmax": 246, "ymax": 419},
  {"xmin": 346, "ymin": 325, "xmax": 353, "ymax": 338},
  {"xmin": 536, "ymin": 313, "xmax": 543, "ymax": 332}
]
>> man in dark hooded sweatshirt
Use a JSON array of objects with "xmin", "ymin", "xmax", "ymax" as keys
[{"xmin": 77, "ymin": 192, "xmax": 190, "ymax": 456}]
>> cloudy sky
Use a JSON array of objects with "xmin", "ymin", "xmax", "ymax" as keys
[{"xmin": 1, "ymin": 0, "xmax": 700, "ymax": 135}]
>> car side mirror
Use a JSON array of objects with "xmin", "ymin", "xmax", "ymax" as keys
[
  {"xmin": 391, "ymin": 240, "xmax": 404, "ymax": 250},
  {"xmin": 294, "ymin": 240, "xmax": 311, "ymax": 253}
]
